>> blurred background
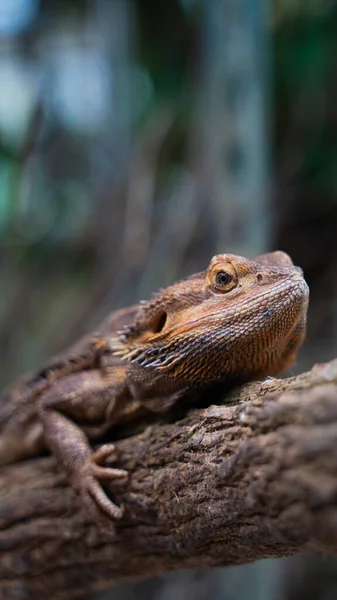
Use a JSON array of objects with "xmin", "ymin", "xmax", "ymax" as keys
[{"xmin": 0, "ymin": 0, "xmax": 336, "ymax": 598}]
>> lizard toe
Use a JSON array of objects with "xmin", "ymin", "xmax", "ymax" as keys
[
  {"xmin": 87, "ymin": 477, "xmax": 124, "ymax": 520},
  {"xmin": 76, "ymin": 475, "xmax": 124, "ymax": 522},
  {"xmin": 92, "ymin": 464, "xmax": 128, "ymax": 480},
  {"xmin": 92, "ymin": 443, "xmax": 120, "ymax": 465}
]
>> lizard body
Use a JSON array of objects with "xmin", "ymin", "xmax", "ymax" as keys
[{"xmin": 0, "ymin": 251, "xmax": 309, "ymax": 521}]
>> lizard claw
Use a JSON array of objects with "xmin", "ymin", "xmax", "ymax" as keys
[
  {"xmin": 72, "ymin": 444, "xmax": 128, "ymax": 522},
  {"xmin": 92, "ymin": 443, "xmax": 122, "ymax": 465},
  {"xmin": 92, "ymin": 443, "xmax": 128, "ymax": 481},
  {"xmin": 85, "ymin": 476, "xmax": 124, "ymax": 521}
]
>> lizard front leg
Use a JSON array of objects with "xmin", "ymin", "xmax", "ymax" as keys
[{"xmin": 38, "ymin": 369, "xmax": 129, "ymax": 521}]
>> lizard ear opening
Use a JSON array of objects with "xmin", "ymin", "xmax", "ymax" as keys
[{"xmin": 149, "ymin": 310, "xmax": 167, "ymax": 334}]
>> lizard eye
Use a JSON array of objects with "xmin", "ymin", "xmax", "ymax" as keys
[
  {"xmin": 206, "ymin": 258, "xmax": 238, "ymax": 293},
  {"xmin": 216, "ymin": 271, "xmax": 232, "ymax": 287},
  {"xmin": 211, "ymin": 267, "xmax": 237, "ymax": 293}
]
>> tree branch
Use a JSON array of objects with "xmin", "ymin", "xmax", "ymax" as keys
[{"xmin": 2, "ymin": 359, "xmax": 337, "ymax": 599}]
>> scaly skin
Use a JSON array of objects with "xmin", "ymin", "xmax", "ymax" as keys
[{"xmin": 0, "ymin": 251, "xmax": 309, "ymax": 522}]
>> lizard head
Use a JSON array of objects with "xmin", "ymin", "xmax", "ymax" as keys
[{"xmin": 109, "ymin": 251, "xmax": 309, "ymax": 388}]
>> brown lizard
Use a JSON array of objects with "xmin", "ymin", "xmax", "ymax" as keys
[{"xmin": 0, "ymin": 251, "xmax": 309, "ymax": 522}]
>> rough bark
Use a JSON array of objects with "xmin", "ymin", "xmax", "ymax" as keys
[{"xmin": 2, "ymin": 359, "xmax": 337, "ymax": 600}]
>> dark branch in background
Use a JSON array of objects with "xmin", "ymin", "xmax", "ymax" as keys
[{"xmin": 2, "ymin": 359, "xmax": 337, "ymax": 600}]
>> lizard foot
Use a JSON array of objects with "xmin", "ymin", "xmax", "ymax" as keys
[{"xmin": 72, "ymin": 444, "xmax": 128, "ymax": 522}]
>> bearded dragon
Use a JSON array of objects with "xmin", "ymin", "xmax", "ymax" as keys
[{"xmin": 0, "ymin": 251, "xmax": 309, "ymax": 521}]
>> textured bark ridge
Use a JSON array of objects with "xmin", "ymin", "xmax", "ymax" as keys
[{"xmin": 2, "ymin": 359, "xmax": 337, "ymax": 599}]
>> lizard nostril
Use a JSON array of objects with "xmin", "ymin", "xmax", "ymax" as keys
[{"xmin": 256, "ymin": 273, "xmax": 263, "ymax": 282}]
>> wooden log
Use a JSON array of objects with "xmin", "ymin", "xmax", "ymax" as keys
[{"xmin": 1, "ymin": 360, "xmax": 337, "ymax": 599}]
